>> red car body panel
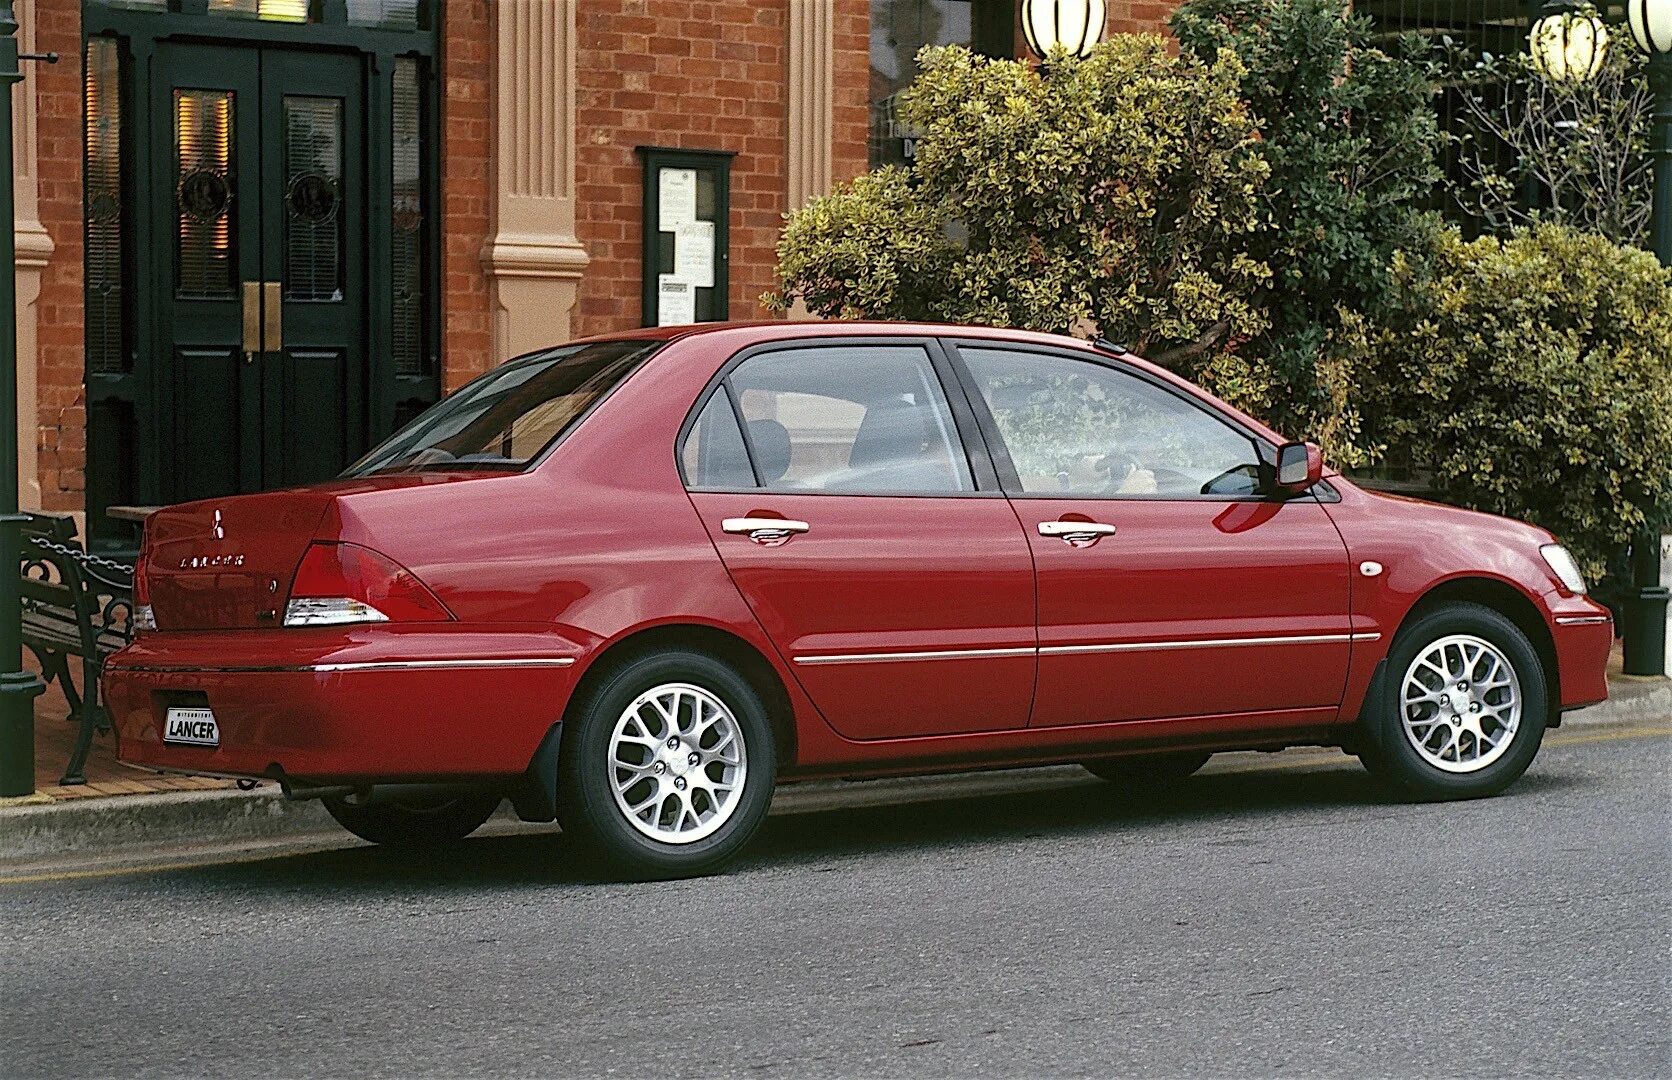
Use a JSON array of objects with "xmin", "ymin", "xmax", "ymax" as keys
[
  {"xmin": 106, "ymin": 321, "xmax": 1614, "ymax": 792},
  {"xmin": 688, "ymin": 491, "xmax": 1037, "ymax": 740},
  {"xmin": 1019, "ymin": 497, "xmax": 1353, "ymax": 728}
]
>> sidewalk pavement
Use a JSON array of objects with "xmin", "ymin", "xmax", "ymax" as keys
[{"xmin": 3, "ymin": 662, "xmax": 1666, "ymax": 869}]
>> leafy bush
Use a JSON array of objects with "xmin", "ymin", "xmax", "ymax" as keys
[
  {"xmin": 1347, "ymin": 223, "xmax": 1672, "ymax": 576},
  {"xmin": 1171, "ymin": 0, "xmax": 1443, "ymax": 452},
  {"xmin": 769, "ymin": 36, "xmax": 1272, "ymax": 365}
]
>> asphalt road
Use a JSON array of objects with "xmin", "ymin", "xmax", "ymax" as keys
[{"xmin": 3, "ymin": 722, "xmax": 1669, "ymax": 1080}]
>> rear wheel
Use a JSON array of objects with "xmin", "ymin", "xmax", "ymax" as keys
[
  {"xmin": 323, "ymin": 792, "xmax": 501, "ymax": 847},
  {"xmin": 558, "ymin": 649, "xmax": 776, "ymax": 879},
  {"xmin": 1359, "ymin": 601, "xmax": 1548, "ymax": 800},
  {"xmin": 1082, "ymin": 751, "xmax": 1212, "ymax": 787}
]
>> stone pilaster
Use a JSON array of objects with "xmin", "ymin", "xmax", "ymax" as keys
[
  {"xmin": 12, "ymin": 0, "xmax": 48, "ymax": 509},
  {"xmin": 481, "ymin": 0, "xmax": 589, "ymax": 359}
]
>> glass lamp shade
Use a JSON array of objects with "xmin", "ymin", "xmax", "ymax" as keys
[
  {"xmin": 1022, "ymin": 0, "xmax": 1109, "ymax": 60},
  {"xmin": 1529, "ymin": 10, "xmax": 1610, "ymax": 82},
  {"xmin": 1629, "ymin": 0, "xmax": 1672, "ymax": 54}
]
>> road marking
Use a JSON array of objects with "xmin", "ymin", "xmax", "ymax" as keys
[{"xmin": 3, "ymin": 724, "xmax": 1666, "ymax": 887}]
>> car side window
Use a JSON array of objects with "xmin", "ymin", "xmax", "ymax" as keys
[
  {"xmin": 722, "ymin": 345, "xmax": 974, "ymax": 494},
  {"xmin": 959, "ymin": 347, "xmax": 1264, "ymax": 498},
  {"xmin": 681, "ymin": 391, "xmax": 757, "ymax": 489}
]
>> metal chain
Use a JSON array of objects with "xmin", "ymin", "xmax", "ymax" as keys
[{"xmin": 25, "ymin": 535, "xmax": 135, "ymax": 584}]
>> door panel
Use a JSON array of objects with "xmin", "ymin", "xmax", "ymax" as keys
[
  {"xmin": 683, "ymin": 341, "xmax": 1036, "ymax": 741},
  {"xmin": 155, "ymin": 43, "xmax": 264, "ymax": 499},
  {"xmin": 1019, "ymin": 498, "xmax": 1354, "ymax": 726},
  {"xmin": 691, "ymin": 493, "xmax": 1037, "ymax": 740},
  {"xmin": 951, "ymin": 343, "xmax": 1354, "ymax": 729}
]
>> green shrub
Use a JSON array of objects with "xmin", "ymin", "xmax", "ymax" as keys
[
  {"xmin": 1171, "ymin": 0, "xmax": 1443, "ymax": 453},
  {"xmin": 769, "ymin": 36, "xmax": 1271, "ymax": 365},
  {"xmin": 1349, "ymin": 223, "xmax": 1672, "ymax": 576}
]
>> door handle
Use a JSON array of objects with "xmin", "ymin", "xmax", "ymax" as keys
[
  {"xmin": 1039, "ymin": 520, "xmax": 1117, "ymax": 546},
  {"xmin": 262, "ymin": 281, "xmax": 283, "ymax": 353},
  {"xmin": 722, "ymin": 517, "xmax": 810, "ymax": 546},
  {"xmin": 241, "ymin": 281, "xmax": 261, "ymax": 363}
]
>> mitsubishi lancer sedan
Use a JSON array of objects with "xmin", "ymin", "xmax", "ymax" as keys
[{"xmin": 104, "ymin": 322, "xmax": 1614, "ymax": 876}]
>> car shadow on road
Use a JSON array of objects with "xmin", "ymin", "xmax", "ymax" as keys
[{"xmin": 156, "ymin": 759, "xmax": 1588, "ymax": 896}]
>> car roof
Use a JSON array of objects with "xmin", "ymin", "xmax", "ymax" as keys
[{"xmin": 562, "ymin": 319, "xmax": 1111, "ymax": 351}]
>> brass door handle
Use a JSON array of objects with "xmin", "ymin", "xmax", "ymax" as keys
[
  {"xmin": 262, "ymin": 281, "xmax": 282, "ymax": 353},
  {"xmin": 241, "ymin": 281, "xmax": 260, "ymax": 363}
]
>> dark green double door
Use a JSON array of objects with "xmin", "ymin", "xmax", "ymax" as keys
[{"xmin": 154, "ymin": 42, "xmax": 367, "ymax": 499}]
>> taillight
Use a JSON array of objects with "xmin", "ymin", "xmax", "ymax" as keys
[
  {"xmin": 284, "ymin": 542, "xmax": 451, "ymax": 627},
  {"xmin": 132, "ymin": 549, "xmax": 156, "ymax": 632}
]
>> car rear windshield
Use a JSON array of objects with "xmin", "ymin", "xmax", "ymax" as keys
[{"xmin": 345, "ymin": 340, "xmax": 660, "ymax": 476}]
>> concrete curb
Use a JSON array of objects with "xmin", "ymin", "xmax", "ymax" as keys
[{"xmin": 4, "ymin": 677, "xmax": 1666, "ymax": 868}]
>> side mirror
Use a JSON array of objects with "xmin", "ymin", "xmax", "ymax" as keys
[{"xmin": 1274, "ymin": 441, "xmax": 1323, "ymax": 494}]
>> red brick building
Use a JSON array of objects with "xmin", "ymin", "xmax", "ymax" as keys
[{"xmin": 16, "ymin": 1, "xmax": 1169, "ymax": 549}]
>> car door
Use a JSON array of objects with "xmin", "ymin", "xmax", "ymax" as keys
[
  {"xmin": 948, "ymin": 342, "xmax": 1355, "ymax": 730},
  {"xmin": 683, "ymin": 339, "xmax": 1036, "ymax": 740}
]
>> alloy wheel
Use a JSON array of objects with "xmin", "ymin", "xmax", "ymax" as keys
[
  {"xmin": 607, "ymin": 681, "xmax": 748, "ymax": 844},
  {"xmin": 1399, "ymin": 633, "xmax": 1523, "ymax": 774}
]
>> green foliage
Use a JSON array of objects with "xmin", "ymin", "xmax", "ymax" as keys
[
  {"xmin": 1347, "ymin": 223, "xmax": 1672, "ymax": 576},
  {"xmin": 768, "ymin": 36, "xmax": 1272, "ymax": 363},
  {"xmin": 1171, "ymin": 0, "xmax": 1443, "ymax": 451}
]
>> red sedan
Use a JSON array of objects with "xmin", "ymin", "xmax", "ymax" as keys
[{"xmin": 105, "ymin": 322, "xmax": 1614, "ymax": 876}]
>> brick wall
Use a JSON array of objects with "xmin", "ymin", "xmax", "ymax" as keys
[
  {"xmin": 833, "ymin": 0, "xmax": 872, "ymax": 186},
  {"xmin": 571, "ymin": 0, "xmax": 795, "ymax": 338},
  {"xmin": 1104, "ymin": 1, "xmax": 1173, "ymax": 35},
  {"xmin": 440, "ymin": 0, "xmax": 493, "ymax": 391},
  {"xmin": 33, "ymin": 1, "xmax": 85, "ymax": 513}
]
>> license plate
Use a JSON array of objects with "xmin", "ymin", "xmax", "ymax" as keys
[{"xmin": 163, "ymin": 707, "xmax": 219, "ymax": 747}]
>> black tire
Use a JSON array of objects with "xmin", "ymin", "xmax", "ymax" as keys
[
  {"xmin": 1359, "ymin": 601, "xmax": 1548, "ymax": 801},
  {"xmin": 323, "ymin": 791, "xmax": 501, "ymax": 847},
  {"xmin": 558, "ymin": 649, "xmax": 777, "ymax": 879},
  {"xmin": 1082, "ymin": 750, "xmax": 1212, "ymax": 786}
]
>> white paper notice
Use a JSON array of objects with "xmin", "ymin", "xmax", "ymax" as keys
[
  {"xmin": 658, "ymin": 168, "xmax": 697, "ymax": 227},
  {"xmin": 673, "ymin": 221, "xmax": 715, "ymax": 289},
  {"xmin": 657, "ymin": 274, "xmax": 695, "ymax": 326}
]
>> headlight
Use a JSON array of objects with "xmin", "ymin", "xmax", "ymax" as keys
[{"xmin": 1539, "ymin": 544, "xmax": 1587, "ymax": 594}]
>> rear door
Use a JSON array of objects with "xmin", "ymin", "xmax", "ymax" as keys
[
  {"xmin": 948, "ymin": 342, "xmax": 1355, "ymax": 730},
  {"xmin": 683, "ymin": 339, "xmax": 1036, "ymax": 740}
]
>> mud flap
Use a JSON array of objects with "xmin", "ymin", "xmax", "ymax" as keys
[{"xmin": 508, "ymin": 722, "xmax": 562, "ymax": 823}]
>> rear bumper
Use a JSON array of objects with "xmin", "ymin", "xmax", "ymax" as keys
[
  {"xmin": 104, "ymin": 626, "xmax": 583, "ymax": 784},
  {"xmin": 1548, "ymin": 595, "xmax": 1614, "ymax": 711}
]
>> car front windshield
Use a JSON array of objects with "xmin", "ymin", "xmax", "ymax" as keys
[{"xmin": 345, "ymin": 340, "xmax": 660, "ymax": 476}]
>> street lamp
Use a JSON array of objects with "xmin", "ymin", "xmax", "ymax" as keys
[
  {"xmin": 1529, "ymin": 4, "xmax": 1611, "ymax": 82},
  {"xmin": 1021, "ymin": 0, "xmax": 1107, "ymax": 61},
  {"xmin": 1625, "ymin": 0, "xmax": 1672, "ymax": 676}
]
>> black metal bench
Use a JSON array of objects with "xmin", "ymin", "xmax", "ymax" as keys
[{"xmin": 19, "ymin": 513, "xmax": 135, "ymax": 785}]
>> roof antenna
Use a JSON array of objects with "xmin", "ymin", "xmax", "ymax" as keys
[{"xmin": 1093, "ymin": 337, "xmax": 1129, "ymax": 355}]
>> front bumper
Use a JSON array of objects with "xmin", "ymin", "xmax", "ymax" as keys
[
  {"xmin": 1547, "ymin": 593, "xmax": 1614, "ymax": 711},
  {"xmin": 105, "ymin": 625, "xmax": 582, "ymax": 784}
]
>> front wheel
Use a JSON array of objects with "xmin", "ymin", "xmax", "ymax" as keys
[
  {"xmin": 1359, "ymin": 601, "xmax": 1548, "ymax": 800},
  {"xmin": 323, "ymin": 792, "xmax": 501, "ymax": 848},
  {"xmin": 558, "ymin": 649, "xmax": 777, "ymax": 879}
]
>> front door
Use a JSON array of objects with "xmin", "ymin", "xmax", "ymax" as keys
[
  {"xmin": 151, "ymin": 41, "xmax": 367, "ymax": 501},
  {"xmin": 950, "ymin": 342, "xmax": 1356, "ymax": 731},
  {"xmin": 683, "ymin": 341, "xmax": 1037, "ymax": 741}
]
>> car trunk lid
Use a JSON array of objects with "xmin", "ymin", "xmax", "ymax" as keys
[{"xmin": 143, "ymin": 491, "xmax": 338, "ymax": 630}]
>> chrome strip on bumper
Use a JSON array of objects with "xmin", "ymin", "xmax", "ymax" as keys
[
  {"xmin": 1554, "ymin": 615, "xmax": 1612, "ymax": 626},
  {"xmin": 794, "ymin": 633, "xmax": 1380, "ymax": 666},
  {"xmin": 107, "ymin": 657, "xmax": 578, "ymax": 674}
]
